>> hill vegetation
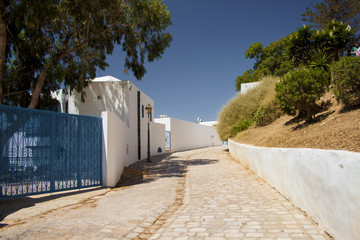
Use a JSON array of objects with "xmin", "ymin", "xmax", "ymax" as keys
[
  {"xmin": 217, "ymin": 56, "xmax": 360, "ymax": 152},
  {"xmin": 218, "ymin": 75, "xmax": 360, "ymax": 152},
  {"xmin": 218, "ymin": 0, "xmax": 360, "ymax": 152},
  {"xmin": 233, "ymin": 93, "xmax": 360, "ymax": 152},
  {"xmin": 217, "ymin": 76, "xmax": 280, "ymax": 141}
]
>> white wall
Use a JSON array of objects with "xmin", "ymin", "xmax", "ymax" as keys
[
  {"xmin": 240, "ymin": 81, "xmax": 261, "ymax": 94},
  {"xmin": 101, "ymin": 111, "xmax": 128, "ymax": 187},
  {"xmin": 199, "ymin": 121, "xmax": 218, "ymax": 126},
  {"xmin": 127, "ymin": 83, "xmax": 159, "ymax": 164},
  {"xmin": 155, "ymin": 117, "xmax": 222, "ymax": 152},
  {"xmin": 155, "ymin": 118, "xmax": 171, "ymax": 131},
  {"xmin": 228, "ymin": 139, "xmax": 360, "ymax": 240},
  {"xmin": 68, "ymin": 77, "xmax": 130, "ymax": 126},
  {"xmin": 53, "ymin": 76, "xmax": 163, "ymax": 167},
  {"xmin": 101, "ymin": 111, "xmax": 165, "ymax": 187},
  {"xmin": 150, "ymin": 122, "xmax": 166, "ymax": 155}
]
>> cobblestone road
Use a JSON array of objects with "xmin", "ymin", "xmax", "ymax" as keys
[{"xmin": 0, "ymin": 147, "xmax": 332, "ymax": 240}]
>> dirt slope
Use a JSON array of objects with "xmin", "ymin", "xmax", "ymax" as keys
[{"xmin": 233, "ymin": 100, "xmax": 360, "ymax": 153}]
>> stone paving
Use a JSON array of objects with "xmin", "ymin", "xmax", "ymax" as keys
[
  {"xmin": 0, "ymin": 146, "xmax": 332, "ymax": 240},
  {"xmin": 146, "ymin": 148, "xmax": 332, "ymax": 240}
]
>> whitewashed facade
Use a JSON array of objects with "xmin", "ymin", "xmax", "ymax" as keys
[
  {"xmin": 52, "ymin": 75, "xmax": 223, "ymax": 186},
  {"xmin": 52, "ymin": 76, "xmax": 166, "ymax": 186}
]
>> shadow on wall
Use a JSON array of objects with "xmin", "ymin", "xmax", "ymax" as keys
[{"xmin": 73, "ymin": 81, "xmax": 130, "ymax": 126}]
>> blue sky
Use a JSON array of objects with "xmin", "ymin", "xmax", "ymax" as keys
[{"xmin": 97, "ymin": 0, "xmax": 320, "ymax": 122}]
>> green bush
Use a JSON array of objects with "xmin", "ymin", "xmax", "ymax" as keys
[
  {"xmin": 275, "ymin": 68, "xmax": 329, "ymax": 122},
  {"xmin": 230, "ymin": 119, "xmax": 253, "ymax": 138},
  {"xmin": 253, "ymin": 103, "xmax": 281, "ymax": 127},
  {"xmin": 330, "ymin": 56, "xmax": 360, "ymax": 107}
]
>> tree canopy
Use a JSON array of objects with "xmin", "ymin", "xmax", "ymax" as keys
[
  {"xmin": 301, "ymin": 0, "xmax": 360, "ymax": 35},
  {"xmin": 235, "ymin": 0, "xmax": 359, "ymax": 91},
  {"xmin": 235, "ymin": 21, "xmax": 354, "ymax": 92},
  {"xmin": 0, "ymin": 0, "xmax": 172, "ymax": 109}
]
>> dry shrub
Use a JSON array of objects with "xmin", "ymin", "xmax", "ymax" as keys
[{"xmin": 217, "ymin": 76, "xmax": 279, "ymax": 141}]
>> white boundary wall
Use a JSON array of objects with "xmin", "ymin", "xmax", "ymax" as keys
[
  {"xmin": 101, "ymin": 111, "xmax": 127, "ymax": 187},
  {"xmin": 149, "ymin": 121, "xmax": 166, "ymax": 156},
  {"xmin": 228, "ymin": 139, "xmax": 360, "ymax": 240},
  {"xmin": 155, "ymin": 117, "xmax": 222, "ymax": 152},
  {"xmin": 102, "ymin": 111, "xmax": 165, "ymax": 187},
  {"xmin": 240, "ymin": 82, "xmax": 261, "ymax": 94}
]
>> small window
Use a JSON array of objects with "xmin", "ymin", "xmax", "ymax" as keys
[
  {"xmin": 142, "ymin": 105, "xmax": 144, "ymax": 118},
  {"xmin": 65, "ymin": 100, "xmax": 69, "ymax": 113}
]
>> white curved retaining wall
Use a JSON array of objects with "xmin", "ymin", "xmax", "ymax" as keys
[{"xmin": 228, "ymin": 139, "xmax": 360, "ymax": 240}]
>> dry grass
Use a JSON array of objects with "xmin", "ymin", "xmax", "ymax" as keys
[
  {"xmin": 217, "ymin": 76, "xmax": 279, "ymax": 140},
  {"xmin": 234, "ymin": 97, "xmax": 360, "ymax": 153}
]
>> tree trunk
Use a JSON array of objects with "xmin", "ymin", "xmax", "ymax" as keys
[
  {"xmin": 0, "ymin": 0, "xmax": 6, "ymax": 105},
  {"xmin": 28, "ymin": 68, "xmax": 47, "ymax": 109}
]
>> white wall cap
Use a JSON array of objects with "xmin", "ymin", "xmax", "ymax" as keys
[
  {"xmin": 91, "ymin": 75, "xmax": 122, "ymax": 82},
  {"xmin": 199, "ymin": 121, "xmax": 218, "ymax": 126}
]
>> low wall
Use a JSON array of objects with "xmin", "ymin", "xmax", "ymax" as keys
[{"xmin": 228, "ymin": 139, "xmax": 360, "ymax": 240}]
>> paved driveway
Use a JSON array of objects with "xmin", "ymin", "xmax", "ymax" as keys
[{"xmin": 0, "ymin": 147, "xmax": 332, "ymax": 239}]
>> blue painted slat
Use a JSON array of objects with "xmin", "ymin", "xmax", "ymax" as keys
[{"xmin": 0, "ymin": 105, "xmax": 102, "ymax": 200}]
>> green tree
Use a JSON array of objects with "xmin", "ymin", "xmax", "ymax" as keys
[
  {"xmin": 314, "ymin": 21, "xmax": 355, "ymax": 60},
  {"xmin": 235, "ymin": 69, "xmax": 254, "ymax": 92},
  {"xmin": 245, "ymin": 42, "xmax": 263, "ymax": 69},
  {"xmin": 275, "ymin": 68, "xmax": 329, "ymax": 122},
  {"xmin": 331, "ymin": 56, "xmax": 360, "ymax": 107},
  {"xmin": 301, "ymin": 0, "xmax": 360, "ymax": 35},
  {"xmin": 260, "ymin": 37, "xmax": 292, "ymax": 76},
  {"xmin": 308, "ymin": 49, "xmax": 332, "ymax": 72},
  {"xmin": 236, "ymin": 37, "xmax": 294, "ymax": 90},
  {"xmin": 286, "ymin": 22, "xmax": 354, "ymax": 66},
  {"xmin": 286, "ymin": 25, "xmax": 315, "ymax": 67},
  {"xmin": 1, "ymin": 0, "xmax": 172, "ymax": 108}
]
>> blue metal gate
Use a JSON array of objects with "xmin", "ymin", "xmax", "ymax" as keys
[
  {"xmin": 0, "ymin": 105, "xmax": 102, "ymax": 200},
  {"xmin": 165, "ymin": 131, "xmax": 171, "ymax": 150}
]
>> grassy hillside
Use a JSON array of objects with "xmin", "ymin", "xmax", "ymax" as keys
[
  {"xmin": 217, "ymin": 76, "xmax": 279, "ymax": 141},
  {"xmin": 234, "ymin": 98, "xmax": 360, "ymax": 152},
  {"xmin": 217, "ymin": 76, "xmax": 360, "ymax": 152}
]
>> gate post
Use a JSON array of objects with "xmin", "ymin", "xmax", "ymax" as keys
[
  {"xmin": 77, "ymin": 118, "xmax": 82, "ymax": 188},
  {"xmin": 50, "ymin": 114, "xmax": 56, "ymax": 192}
]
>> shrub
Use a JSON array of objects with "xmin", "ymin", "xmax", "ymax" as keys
[
  {"xmin": 217, "ymin": 76, "xmax": 278, "ymax": 141},
  {"xmin": 230, "ymin": 119, "xmax": 253, "ymax": 138},
  {"xmin": 253, "ymin": 102, "xmax": 281, "ymax": 127},
  {"xmin": 330, "ymin": 56, "xmax": 360, "ymax": 107},
  {"xmin": 275, "ymin": 68, "xmax": 328, "ymax": 122}
]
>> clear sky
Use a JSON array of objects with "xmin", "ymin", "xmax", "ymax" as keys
[{"xmin": 97, "ymin": 0, "xmax": 320, "ymax": 123}]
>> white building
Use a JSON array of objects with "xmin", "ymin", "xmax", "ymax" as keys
[
  {"xmin": 52, "ymin": 76, "xmax": 165, "ymax": 186},
  {"xmin": 52, "ymin": 75, "xmax": 222, "ymax": 186}
]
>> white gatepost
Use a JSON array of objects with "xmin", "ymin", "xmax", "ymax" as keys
[{"xmin": 101, "ymin": 111, "xmax": 128, "ymax": 187}]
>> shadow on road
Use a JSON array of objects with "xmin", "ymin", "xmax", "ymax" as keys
[
  {"xmin": 188, "ymin": 159, "xmax": 218, "ymax": 166},
  {"xmin": 0, "ymin": 149, "xmax": 222, "ymax": 225},
  {"xmin": 116, "ymin": 152, "xmax": 218, "ymax": 188},
  {"xmin": 0, "ymin": 186, "xmax": 105, "ymax": 223}
]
